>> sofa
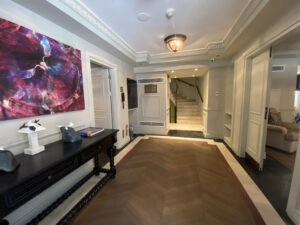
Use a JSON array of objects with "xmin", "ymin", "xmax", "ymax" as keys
[{"xmin": 266, "ymin": 108, "xmax": 299, "ymax": 153}]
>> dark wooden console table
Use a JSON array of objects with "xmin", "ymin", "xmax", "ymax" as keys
[{"xmin": 0, "ymin": 129, "xmax": 118, "ymax": 225}]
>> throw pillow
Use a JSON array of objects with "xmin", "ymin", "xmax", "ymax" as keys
[{"xmin": 269, "ymin": 112, "xmax": 282, "ymax": 125}]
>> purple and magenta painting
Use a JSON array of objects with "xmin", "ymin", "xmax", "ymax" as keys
[{"xmin": 0, "ymin": 18, "xmax": 85, "ymax": 121}]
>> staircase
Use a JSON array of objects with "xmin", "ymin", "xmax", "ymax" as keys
[{"xmin": 176, "ymin": 95, "xmax": 202, "ymax": 125}]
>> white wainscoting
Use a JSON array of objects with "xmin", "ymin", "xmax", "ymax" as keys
[{"xmin": 136, "ymin": 74, "xmax": 168, "ymax": 135}]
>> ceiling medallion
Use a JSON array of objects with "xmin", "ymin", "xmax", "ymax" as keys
[{"xmin": 164, "ymin": 34, "xmax": 187, "ymax": 52}]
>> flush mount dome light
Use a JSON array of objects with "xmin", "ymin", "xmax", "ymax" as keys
[
  {"xmin": 137, "ymin": 12, "xmax": 150, "ymax": 22},
  {"xmin": 164, "ymin": 34, "xmax": 187, "ymax": 52}
]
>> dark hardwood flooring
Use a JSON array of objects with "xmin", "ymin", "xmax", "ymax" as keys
[
  {"xmin": 230, "ymin": 149, "xmax": 295, "ymax": 225},
  {"xmin": 266, "ymin": 147, "xmax": 296, "ymax": 171},
  {"xmin": 168, "ymin": 130, "xmax": 204, "ymax": 138},
  {"xmin": 71, "ymin": 138, "xmax": 264, "ymax": 225}
]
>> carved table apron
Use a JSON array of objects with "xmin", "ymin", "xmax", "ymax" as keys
[{"xmin": 0, "ymin": 129, "xmax": 118, "ymax": 225}]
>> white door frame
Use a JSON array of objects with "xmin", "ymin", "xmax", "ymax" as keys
[
  {"xmin": 233, "ymin": 23, "xmax": 300, "ymax": 224},
  {"xmin": 234, "ymin": 20, "xmax": 300, "ymax": 157},
  {"xmin": 245, "ymin": 49, "xmax": 272, "ymax": 170},
  {"xmin": 85, "ymin": 51, "xmax": 122, "ymax": 146},
  {"xmin": 235, "ymin": 48, "xmax": 270, "ymax": 159},
  {"xmin": 90, "ymin": 66, "xmax": 112, "ymax": 128}
]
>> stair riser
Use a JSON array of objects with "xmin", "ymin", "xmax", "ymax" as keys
[
  {"xmin": 177, "ymin": 101, "xmax": 197, "ymax": 103},
  {"xmin": 177, "ymin": 105, "xmax": 198, "ymax": 107},
  {"xmin": 177, "ymin": 109, "xmax": 200, "ymax": 112},
  {"xmin": 177, "ymin": 122, "xmax": 202, "ymax": 125},
  {"xmin": 177, "ymin": 117, "xmax": 201, "ymax": 119},
  {"xmin": 177, "ymin": 112, "xmax": 201, "ymax": 115},
  {"xmin": 177, "ymin": 115, "xmax": 202, "ymax": 118},
  {"xmin": 177, "ymin": 117, "xmax": 202, "ymax": 121},
  {"xmin": 175, "ymin": 94, "xmax": 202, "ymax": 124}
]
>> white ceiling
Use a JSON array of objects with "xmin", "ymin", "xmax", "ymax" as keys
[
  {"xmin": 12, "ymin": 0, "xmax": 272, "ymax": 65},
  {"xmin": 272, "ymin": 26, "xmax": 300, "ymax": 58},
  {"xmin": 168, "ymin": 67, "xmax": 208, "ymax": 78},
  {"xmin": 80, "ymin": 0, "xmax": 250, "ymax": 54},
  {"xmin": 273, "ymin": 27, "xmax": 300, "ymax": 53}
]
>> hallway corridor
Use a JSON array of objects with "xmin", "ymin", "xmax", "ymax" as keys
[{"xmin": 70, "ymin": 137, "xmax": 284, "ymax": 225}]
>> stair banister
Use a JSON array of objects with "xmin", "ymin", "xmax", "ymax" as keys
[{"xmin": 176, "ymin": 78, "xmax": 203, "ymax": 103}]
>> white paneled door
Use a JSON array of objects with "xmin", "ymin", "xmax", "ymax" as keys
[
  {"xmin": 91, "ymin": 67, "xmax": 112, "ymax": 129},
  {"xmin": 246, "ymin": 49, "xmax": 271, "ymax": 170}
]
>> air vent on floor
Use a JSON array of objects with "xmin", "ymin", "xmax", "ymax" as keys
[
  {"xmin": 138, "ymin": 78, "xmax": 164, "ymax": 83},
  {"xmin": 140, "ymin": 121, "xmax": 165, "ymax": 126},
  {"xmin": 272, "ymin": 65, "xmax": 285, "ymax": 72}
]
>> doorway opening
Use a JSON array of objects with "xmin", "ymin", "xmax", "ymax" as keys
[
  {"xmin": 266, "ymin": 45, "xmax": 300, "ymax": 173},
  {"xmin": 90, "ymin": 62, "xmax": 113, "ymax": 129},
  {"xmin": 168, "ymin": 68, "xmax": 207, "ymax": 132},
  {"xmin": 239, "ymin": 26, "xmax": 300, "ymax": 225},
  {"xmin": 242, "ymin": 27, "xmax": 300, "ymax": 171}
]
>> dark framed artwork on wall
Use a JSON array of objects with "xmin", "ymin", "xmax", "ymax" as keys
[{"xmin": 0, "ymin": 17, "xmax": 85, "ymax": 121}]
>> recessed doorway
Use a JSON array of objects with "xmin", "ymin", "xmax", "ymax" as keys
[
  {"xmin": 90, "ymin": 62, "xmax": 113, "ymax": 129},
  {"xmin": 167, "ymin": 68, "xmax": 207, "ymax": 132}
]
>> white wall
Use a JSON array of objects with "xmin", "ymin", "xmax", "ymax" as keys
[
  {"xmin": 176, "ymin": 77, "xmax": 198, "ymax": 100},
  {"xmin": 202, "ymin": 67, "xmax": 232, "ymax": 139},
  {"xmin": 231, "ymin": 0, "xmax": 300, "ymax": 157},
  {"xmin": 229, "ymin": 1, "xmax": 300, "ymax": 223},
  {"xmin": 200, "ymin": 73, "xmax": 209, "ymax": 110},
  {"xmin": 201, "ymin": 72, "xmax": 209, "ymax": 136},
  {"xmin": 0, "ymin": 1, "xmax": 134, "ymax": 224},
  {"xmin": 269, "ymin": 57, "xmax": 298, "ymax": 122},
  {"xmin": 224, "ymin": 68, "xmax": 234, "ymax": 115},
  {"xmin": 135, "ymin": 73, "xmax": 168, "ymax": 135},
  {"xmin": 128, "ymin": 109, "xmax": 138, "ymax": 134}
]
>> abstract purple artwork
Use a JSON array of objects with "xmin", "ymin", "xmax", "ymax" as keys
[{"xmin": 0, "ymin": 18, "xmax": 84, "ymax": 121}]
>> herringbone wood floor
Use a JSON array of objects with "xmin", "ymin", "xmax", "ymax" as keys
[{"xmin": 71, "ymin": 138, "xmax": 265, "ymax": 225}]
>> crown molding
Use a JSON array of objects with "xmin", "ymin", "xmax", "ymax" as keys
[
  {"xmin": 223, "ymin": 0, "xmax": 269, "ymax": 49},
  {"xmin": 273, "ymin": 50, "xmax": 300, "ymax": 58},
  {"xmin": 134, "ymin": 59, "xmax": 232, "ymax": 74},
  {"xmin": 136, "ymin": 51, "xmax": 150, "ymax": 63},
  {"xmin": 54, "ymin": 0, "xmax": 268, "ymax": 65},
  {"xmin": 57, "ymin": 0, "xmax": 136, "ymax": 61},
  {"xmin": 148, "ymin": 41, "xmax": 225, "ymax": 64}
]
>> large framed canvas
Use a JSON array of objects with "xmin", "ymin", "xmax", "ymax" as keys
[{"xmin": 0, "ymin": 18, "xmax": 85, "ymax": 121}]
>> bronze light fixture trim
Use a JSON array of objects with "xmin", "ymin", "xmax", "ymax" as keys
[{"xmin": 164, "ymin": 34, "xmax": 187, "ymax": 52}]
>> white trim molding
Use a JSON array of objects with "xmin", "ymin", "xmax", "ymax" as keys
[
  {"xmin": 50, "ymin": 0, "xmax": 136, "ymax": 61},
  {"xmin": 48, "ymin": 0, "xmax": 269, "ymax": 65},
  {"xmin": 223, "ymin": 0, "xmax": 269, "ymax": 49}
]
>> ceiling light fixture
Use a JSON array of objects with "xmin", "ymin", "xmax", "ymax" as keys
[
  {"xmin": 194, "ymin": 68, "xmax": 198, "ymax": 71},
  {"xmin": 137, "ymin": 12, "xmax": 150, "ymax": 22},
  {"xmin": 164, "ymin": 34, "xmax": 187, "ymax": 52},
  {"xmin": 171, "ymin": 70, "xmax": 175, "ymax": 73}
]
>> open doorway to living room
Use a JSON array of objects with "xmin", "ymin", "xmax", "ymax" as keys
[
  {"xmin": 238, "ymin": 26, "xmax": 300, "ymax": 225},
  {"xmin": 264, "ymin": 28, "xmax": 300, "ymax": 175},
  {"xmin": 168, "ymin": 68, "xmax": 207, "ymax": 132}
]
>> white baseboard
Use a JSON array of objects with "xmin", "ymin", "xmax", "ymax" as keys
[{"xmin": 286, "ymin": 208, "xmax": 300, "ymax": 225}]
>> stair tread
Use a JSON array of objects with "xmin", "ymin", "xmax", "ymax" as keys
[{"xmin": 175, "ymin": 95, "xmax": 202, "ymax": 126}]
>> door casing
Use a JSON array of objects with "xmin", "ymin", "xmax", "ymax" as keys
[{"xmin": 245, "ymin": 49, "xmax": 271, "ymax": 170}]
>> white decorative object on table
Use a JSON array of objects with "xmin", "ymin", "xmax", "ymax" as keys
[
  {"xmin": 57, "ymin": 122, "xmax": 74, "ymax": 130},
  {"xmin": 18, "ymin": 120, "xmax": 46, "ymax": 155}
]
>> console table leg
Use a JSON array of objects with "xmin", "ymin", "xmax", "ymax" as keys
[
  {"xmin": 107, "ymin": 147, "xmax": 116, "ymax": 178},
  {"xmin": 93, "ymin": 155, "xmax": 100, "ymax": 176},
  {"xmin": 0, "ymin": 219, "xmax": 9, "ymax": 225}
]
